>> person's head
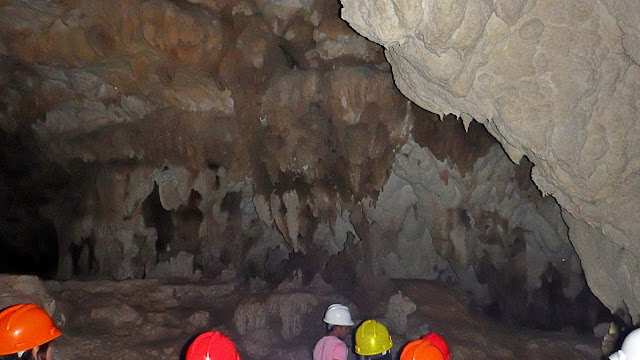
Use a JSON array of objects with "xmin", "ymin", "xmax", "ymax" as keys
[
  {"xmin": 186, "ymin": 331, "xmax": 241, "ymax": 360},
  {"xmin": 0, "ymin": 304, "xmax": 62, "ymax": 360},
  {"xmin": 354, "ymin": 320, "xmax": 392, "ymax": 360},
  {"xmin": 323, "ymin": 304, "xmax": 354, "ymax": 340},
  {"xmin": 609, "ymin": 328, "xmax": 640, "ymax": 360},
  {"xmin": 400, "ymin": 333, "xmax": 450, "ymax": 360}
]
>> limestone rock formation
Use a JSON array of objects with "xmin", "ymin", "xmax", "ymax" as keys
[
  {"xmin": 358, "ymin": 115, "xmax": 601, "ymax": 329},
  {"xmin": 0, "ymin": 0, "xmax": 409, "ymax": 280},
  {"xmin": 384, "ymin": 291, "xmax": 416, "ymax": 335},
  {"xmin": 0, "ymin": 275, "xmax": 60, "ymax": 324},
  {"xmin": 341, "ymin": 0, "xmax": 640, "ymax": 321},
  {"xmin": 0, "ymin": 0, "xmax": 623, "ymax": 336}
]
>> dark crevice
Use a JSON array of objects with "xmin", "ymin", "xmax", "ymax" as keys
[{"xmin": 142, "ymin": 183, "xmax": 174, "ymax": 255}]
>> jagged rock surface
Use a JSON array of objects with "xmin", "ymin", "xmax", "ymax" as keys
[{"xmin": 341, "ymin": 0, "xmax": 640, "ymax": 321}]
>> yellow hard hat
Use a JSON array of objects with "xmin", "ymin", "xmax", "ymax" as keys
[{"xmin": 355, "ymin": 320, "xmax": 393, "ymax": 356}]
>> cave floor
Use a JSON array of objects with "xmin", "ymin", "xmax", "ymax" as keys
[{"xmin": 42, "ymin": 277, "xmax": 602, "ymax": 360}]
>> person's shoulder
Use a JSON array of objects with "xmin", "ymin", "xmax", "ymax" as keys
[
  {"xmin": 334, "ymin": 339, "xmax": 347, "ymax": 349},
  {"xmin": 326, "ymin": 336, "xmax": 347, "ymax": 349},
  {"xmin": 314, "ymin": 335, "xmax": 330, "ymax": 346}
]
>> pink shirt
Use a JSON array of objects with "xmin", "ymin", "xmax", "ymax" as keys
[{"xmin": 313, "ymin": 335, "xmax": 348, "ymax": 360}]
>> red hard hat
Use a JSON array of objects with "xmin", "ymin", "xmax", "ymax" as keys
[
  {"xmin": 0, "ymin": 303, "xmax": 62, "ymax": 356},
  {"xmin": 400, "ymin": 340, "xmax": 443, "ymax": 360},
  {"xmin": 400, "ymin": 334, "xmax": 450, "ymax": 360},
  {"xmin": 186, "ymin": 331, "xmax": 241, "ymax": 360},
  {"xmin": 422, "ymin": 333, "xmax": 450, "ymax": 360}
]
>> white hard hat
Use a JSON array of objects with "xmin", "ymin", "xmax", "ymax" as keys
[
  {"xmin": 609, "ymin": 351, "xmax": 625, "ymax": 360},
  {"xmin": 323, "ymin": 304, "xmax": 354, "ymax": 326},
  {"xmin": 610, "ymin": 328, "xmax": 640, "ymax": 360}
]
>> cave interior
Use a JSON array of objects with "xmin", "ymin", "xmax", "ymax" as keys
[{"xmin": 0, "ymin": 0, "xmax": 637, "ymax": 359}]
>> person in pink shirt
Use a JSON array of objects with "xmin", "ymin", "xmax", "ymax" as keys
[{"xmin": 313, "ymin": 304, "xmax": 355, "ymax": 360}]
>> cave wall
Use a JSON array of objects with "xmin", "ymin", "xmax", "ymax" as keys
[
  {"xmin": 0, "ymin": 0, "xmax": 615, "ymax": 329},
  {"xmin": 33, "ymin": 112, "xmax": 602, "ymax": 329},
  {"xmin": 0, "ymin": 0, "xmax": 409, "ymax": 279},
  {"xmin": 345, "ymin": 113, "xmax": 603, "ymax": 329},
  {"xmin": 341, "ymin": 0, "xmax": 640, "ymax": 322}
]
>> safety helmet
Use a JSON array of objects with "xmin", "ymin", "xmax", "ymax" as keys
[
  {"xmin": 609, "ymin": 328, "xmax": 640, "ymax": 360},
  {"xmin": 422, "ymin": 333, "xmax": 450, "ymax": 360},
  {"xmin": 0, "ymin": 303, "xmax": 62, "ymax": 356},
  {"xmin": 323, "ymin": 304, "xmax": 354, "ymax": 326},
  {"xmin": 355, "ymin": 320, "xmax": 393, "ymax": 356},
  {"xmin": 186, "ymin": 331, "xmax": 241, "ymax": 360},
  {"xmin": 400, "ymin": 336, "xmax": 448, "ymax": 360}
]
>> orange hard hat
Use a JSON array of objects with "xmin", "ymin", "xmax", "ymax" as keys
[
  {"xmin": 0, "ymin": 303, "xmax": 62, "ymax": 356},
  {"xmin": 186, "ymin": 331, "xmax": 241, "ymax": 360},
  {"xmin": 400, "ymin": 337, "xmax": 445, "ymax": 360}
]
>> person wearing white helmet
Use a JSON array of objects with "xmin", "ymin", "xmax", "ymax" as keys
[
  {"xmin": 313, "ymin": 304, "xmax": 355, "ymax": 360},
  {"xmin": 610, "ymin": 328, "xmax": 640, "ymax": 360}
]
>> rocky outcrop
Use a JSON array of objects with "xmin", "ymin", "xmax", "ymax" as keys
[{"xmin": 341, "ymin": 0, "xmax": 640, "ymax": 322}]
